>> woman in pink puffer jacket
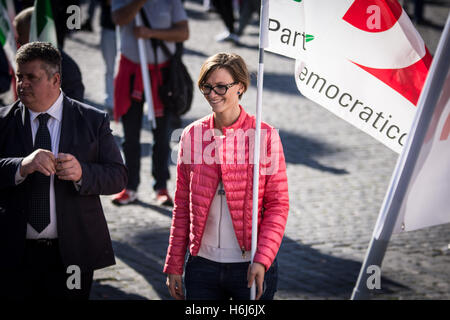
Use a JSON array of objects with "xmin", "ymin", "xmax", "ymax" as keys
[{"xmin": 164, "ymin": 53, "xmax": 289, "ymax": 300}]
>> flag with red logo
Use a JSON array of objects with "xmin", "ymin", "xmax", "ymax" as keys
[{"xmin": 265, "ymin": 0, "xmax": 431, "ymax": 153}]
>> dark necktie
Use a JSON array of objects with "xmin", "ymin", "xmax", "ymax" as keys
[{"xmin": 29, "ymin": 113, "xmax": 52, "ymax": 233}]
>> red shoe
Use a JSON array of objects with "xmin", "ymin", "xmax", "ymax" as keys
[
  {"xmin": 155, "ymin": 189, "xmax": 174, "ymax": 207},
  {"xmin": 112, "ymin": 189, "xmax": 137, "ymax": 205}
]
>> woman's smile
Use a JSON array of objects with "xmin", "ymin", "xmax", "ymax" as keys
[{"xmin": 208, "ymin": 97, "xmax": 223, "ymax": 105}]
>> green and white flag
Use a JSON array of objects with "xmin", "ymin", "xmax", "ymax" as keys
[
  {"xmin": 0, "ymin": 0, "xmax": 17, "ymax": 72},
  {"xmin": 29, "ymin": 0, "xmax": 58, "ymax": 47}
]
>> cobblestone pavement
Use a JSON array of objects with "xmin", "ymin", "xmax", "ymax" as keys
[{"xmin": 60, "ymin": 0, "xmax": 449, "ymax": 300}]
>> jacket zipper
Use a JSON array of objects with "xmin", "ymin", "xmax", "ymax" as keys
[
  {"xmin": 241, "ymin": 207, "xmax": 246, "ymax": 258},
  {"xmin": 218, "ymin": 181, "xmax": 225, "ymax": 249},
  {"xmin": 242, "ymin": 167, "xmax": 250, "ymax": 258}
]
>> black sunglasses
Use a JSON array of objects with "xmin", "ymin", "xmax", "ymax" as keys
[{"xmin": 200, "ymin": 82, "xmax": 238, "ymax": 95}]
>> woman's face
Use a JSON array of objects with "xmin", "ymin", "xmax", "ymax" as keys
[{"xmin": 202, "ymin": 68, "xmax": 243, "ymax": 115}]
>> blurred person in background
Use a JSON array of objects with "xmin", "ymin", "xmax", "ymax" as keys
[
  {"xmin": 211, "ymin": 0, "xmax": 239, "ymax": 43},
  {"xmin": 14, "ymin": 6, "xmax": 85, "ymax": 102},
  {"xmin": 111, "ymin": 0, "xmax": 189, "ymax": 206},
  {"xmin": 78, "ymin": 0, "xmax": 117, "ymax": 112},
  {"xmin": 236, "ymin": 0, "xmax": 260, "ymax": 37},
  {"xmin": 80, "ymin": 0, "xmax": 98, "ymax": 32},
  {"xmin": 99, "ymin": 0, "xmax": 117, "ymax": 113},
  {"xmin": 14, "ymin": 0, "xmax": 81, "ymax": 49},
  {"xmin": 0, "ymin": 47, "xmax": 12, "ymax": 106}
]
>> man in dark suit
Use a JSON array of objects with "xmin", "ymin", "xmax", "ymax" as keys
[{"xmin": 0, "ymin": 42, "xmax": 127, "ymax": 300}]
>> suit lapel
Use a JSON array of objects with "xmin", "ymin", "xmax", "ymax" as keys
[
  {"xmin": 55, "ymin": 96, "xmax": 77, "ymax": 221},
  {"xmin": 14, "ymin": 102, "xmax": 33, "ymax": 155},
  {"xmin": 58, "ymin": 96, "xmax": 77, "ymax": 154}
]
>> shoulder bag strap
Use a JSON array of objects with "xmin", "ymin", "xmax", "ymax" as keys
[
  {"xmin": 139, "ymin": 8, "xmax": 178, "ymax": 63},
  {"xmin": 139, "ymin": 8, "xmax": 161, "ymax": 65},
  {"xmin": 139, "ymin": 8, "xmax": 184, "ymax": 60}
]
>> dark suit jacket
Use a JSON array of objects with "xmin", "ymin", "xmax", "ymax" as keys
[{"xmin": 0, "ymin": 95, "xmax": 127, "ymax": 271}]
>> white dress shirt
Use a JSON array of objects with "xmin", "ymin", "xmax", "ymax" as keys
[{"xmin": 15, "ymin": 92, "xmax": 64, "ymax": 239}]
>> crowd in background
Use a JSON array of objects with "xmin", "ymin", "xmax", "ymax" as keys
[{"xmin": 0, "ymin": 0, "xmax": 264, "ymax": 106}]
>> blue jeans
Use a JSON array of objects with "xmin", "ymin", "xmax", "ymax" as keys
[{"xmin": 184, "ymin": 255, "xmax": 278, "ymax": 300}]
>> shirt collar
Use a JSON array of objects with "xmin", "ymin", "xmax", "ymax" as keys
[{"xmin": 29, "ymin": 91, "xmax": 64, "ymax": 123}]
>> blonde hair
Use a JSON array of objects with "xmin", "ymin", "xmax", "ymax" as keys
[{"xmin": 198, "ymin": 53, "xmax": 250, "ymax": 99}]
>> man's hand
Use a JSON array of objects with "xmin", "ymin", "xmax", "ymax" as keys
[
  {"xmin": 133, "ymin": 26, "xmax": 152, "ymax": 39},
  {"xmin": 56, "ymin": 153, "xmax": 82, "ymax": 182},
  {"xmin": 111, "ymin": 0, "xmax": 147, "ymax": 26},
  {"xmin": 20, "ymin": 149, "xmax": 56, "ymax": 177},
  {"xmin": 247, "ymin": 262, "xmax": 266, "ymax": 300},
  {"xmin": 166, "ymin": 274, "xmax": 185, "ymax": 300}
]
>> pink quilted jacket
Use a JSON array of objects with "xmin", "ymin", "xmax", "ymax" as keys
[{"xmin": 163, "ymin": 106, "xmax": 289, "ymax": 275}]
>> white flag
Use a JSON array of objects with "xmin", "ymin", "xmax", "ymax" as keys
[
  {"xmin": 392, "ymin": 71, "xmax": 450, "ymax": 233},
  {"xmin": 266, "ymin": 0, "xmax": 431, "ymax": 154},
  {"xmin": 29, "ymin": 0, "xmax": 58, "ymax": 47}
]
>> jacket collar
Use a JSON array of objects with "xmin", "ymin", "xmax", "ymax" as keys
[
  {"xmin": 15, "ymin": 102, "xmax": 33, "ymax": 154},
  {"xmin": 208, "ymin": 105, "xmax": 248, "ymax": 135}
]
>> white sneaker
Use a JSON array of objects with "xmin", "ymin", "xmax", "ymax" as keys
[
  {"xmin": 215, "ymin": 31, "xmax": 231, "ymax": 42},
  {"xmin": 215, "ymin": 31, "xmax": 240, "ymax": 44}
]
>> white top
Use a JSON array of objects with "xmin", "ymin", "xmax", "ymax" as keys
[
  {"xmin": 15, "ymin": 92, "xmax": 64, "ymax": 239},
  {"xmin": 198, "ymin": 181, "xmax": 251, "ymax": 263}
]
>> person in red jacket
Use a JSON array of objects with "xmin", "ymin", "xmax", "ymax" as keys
[{"xmin": 164, "ymin": 53, "xmax": 289, "ymax": 300}]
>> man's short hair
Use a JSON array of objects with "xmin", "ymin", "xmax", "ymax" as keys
[{"xmin": 15, "ymin": 42, "xmax": 62, "ymax": 80}]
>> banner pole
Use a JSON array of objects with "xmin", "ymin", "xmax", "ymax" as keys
[
  {"xmin": 135, "ymin": 14, "xmax": 156, "ymax": 129},
  {"xmin": 351, "ymin": 15, "xmax": 450, "ymax": 300},
  {"xmin": 250, "ymin": 0, "xmax": 269, "ymax": 301}
]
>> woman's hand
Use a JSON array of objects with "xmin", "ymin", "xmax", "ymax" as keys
[
  {"xmin": 166, "ymin": 274, "xmax": 185, "ymax": 300},
  {"xmin": 247, "ymin": 262, "xmax": 266, "ymax": 300}
]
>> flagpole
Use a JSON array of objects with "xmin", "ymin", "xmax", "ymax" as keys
[
  {"xmin": 135, "ymin": 14, "xmax": 156, "ymax": 129},
  {"xmin": 351, "ymin": 14, "xmax": 450, "ymax": 300},
  {"xmin": 250, "ymin": 0, "xmax": 269, "ymax": 301}
]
